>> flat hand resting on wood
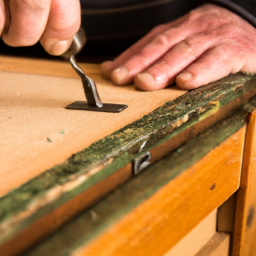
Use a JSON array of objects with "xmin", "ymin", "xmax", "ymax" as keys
[
  {"xmin": 1, "ymin": 1, "xmax": 256, "ymax": 90},
  {"xmin": 101, "ymin": 4, "xmax": 256, "ymax": 90}
]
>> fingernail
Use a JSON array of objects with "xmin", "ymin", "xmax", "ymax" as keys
[
  {"xmin": 111, "ymin": 67, "xmax": 128, "ymax": 84},
  {"xmin": 177, "ymin": 72, "xmax": 193, "ymax": 82},
  {"xmin": 45, "ymin": 39, "xmax": 71, "ymax": 56},
  {"xmin": 101, "ymin": 61, "xmax": 114, "ymax": 78},
  {"xmin": 136, "ymin": 73, "xmax": 155, "ymax": 87}
]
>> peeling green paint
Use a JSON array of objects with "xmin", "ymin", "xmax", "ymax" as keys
[{"xmin": 25, "ymin": 110, "xmax": 248, "ymax": 256}]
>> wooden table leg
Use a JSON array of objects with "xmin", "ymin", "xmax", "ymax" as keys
[{"xmin": 232, "ymin": 109, "xmax": 256, "ymax": 256}]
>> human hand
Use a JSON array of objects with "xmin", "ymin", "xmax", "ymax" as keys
[
  {"xmin": 1, "ymin": 0, "xmax": 81, "ymax": 55},
  {"xmin": 101, "ymin": 4, "xmax": 256, "ymax": 90}
]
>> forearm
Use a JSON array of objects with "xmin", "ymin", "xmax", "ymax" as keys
[{"xmin": 203, "ymin": 0, "xmax": 256, "ymax": 27}]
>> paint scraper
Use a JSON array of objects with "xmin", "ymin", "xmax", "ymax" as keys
[{"xmin": 62, "ymin": 27, "xmax": 127, "ymax": 113}]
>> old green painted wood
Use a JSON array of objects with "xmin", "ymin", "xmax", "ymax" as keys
[
  {"xmin": 0, "ymin": 73, "xmax": 256, "ymax": 248},
  {"xmin": 24, "ymin": 108, "xmax": 248, "ymax": 256}
]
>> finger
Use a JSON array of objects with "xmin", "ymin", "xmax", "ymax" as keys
[
  {"xmin": 109, "ymin": 15, "xmax": 216, "ymax": 85},
  {"xmin": 110, "ymin": 26, "xmax": 194, "ymax": 85},
  {"xmin": 2, "ymin": 0, "xmax": 52, "ymax": 46},
  {"xmin": 40, "ymin": 0, "xmax": 81, "ymax": 56},
  {"xmin": 0, "ymin": 1, "xmax": 6, "ymax": 35},
  {"xmin": 134, "ymin": 32, "xmax": 219, "ymax": 91},
  {"xmin": 176, "ymin": 44, "xmax": 246, "ymax": 90},
  {"xmin": 101, "ymin": 15, "xmax": 186, "ymax": 78}
]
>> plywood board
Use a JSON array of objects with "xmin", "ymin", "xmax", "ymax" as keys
[
  {"xmin": 164, "ymin": 209, "xmax": 217, "ymax": 256},
  {"xmin": 196, "ymin": 233, "xmax": 230, "ymax": 256},
  {"xmin": 0, "ymin": 67, "xmax": 186, "ymax": 197}
]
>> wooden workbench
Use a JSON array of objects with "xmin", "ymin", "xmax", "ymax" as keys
[{"xmin": 1, "ymin": 56, "xmax": 256, "ymax": 256}]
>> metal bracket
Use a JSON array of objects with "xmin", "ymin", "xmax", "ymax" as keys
[{"xmin": 133, "ymin": 152, "xmax": 152, "ymax": 176}]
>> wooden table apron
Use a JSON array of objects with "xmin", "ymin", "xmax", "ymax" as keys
[
  {"xmin": 1, "ymin": 57, "xmax": 256, "ymax": 256},
  {"xmin": 25, "ymin": 110, "xmax": 247, "ymax": 256}
]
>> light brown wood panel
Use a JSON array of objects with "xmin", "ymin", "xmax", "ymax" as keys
[
  {"xmin": 71, "ymin": 127, "xmax": 245, "ymax": 256},
  {"xmin": 0, "ymin": 56, "xmax": 100, "ymax": 78},
  {"xmin": 232, "ymin": 109, "xmax": 256, "ymax": 256},
  {"xmin": 164, "ymin": 210, "xmax": 217, "ymax": 256},
  {"xmin": 196, "ymin": 233, "xmax": 230, "ymax": 256},
  {"xmin": 0, "ymin": 60, "xmax": 186, "ymax": 197}
]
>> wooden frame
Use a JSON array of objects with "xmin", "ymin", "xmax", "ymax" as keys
[{"xmin": 25, "ymin": 110, "xmax": 247, "ymax": 256}]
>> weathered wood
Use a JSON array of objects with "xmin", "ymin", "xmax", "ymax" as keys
[
  {"xmin": 164, "ymin": 210, "xmax": 217, "ymax": 256},
  {"xmin": 1, "ymin": 56, "xmax": 256, "ymax": 255},
  {"xmin": 232, "ymin": 109, "xmax": 256, "ymax": 256},
  {"xmin": 196, "ymin": 233, "xmax": 230, "ymax": 256},
  {"xmin": 0, "ymin": 164, "xmax": 132, "ymax": 256},
  {"xmin": 24, "ymin": 111, "xmax": 246, "ymax": 256}
]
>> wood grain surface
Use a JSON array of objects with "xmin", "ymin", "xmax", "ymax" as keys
[
  {"xmin": 0, "ymin": 56, "xmax": 101, "ymax": 78},
  {"xmin": 232, "ymin": 109, "xmax": 256, "ymax": 256},
  {"xmin": 0, "ymin": 61, "xmax": 186, "ymax": 197}
]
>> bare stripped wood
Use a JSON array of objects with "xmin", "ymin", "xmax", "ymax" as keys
[
  {"xmin": 217, "ymin": 193, "xmax": 237, "ymax": 233},
  {"xmin": 164, "ymin": 210, "xmax": 217, "ymax": 256},
  {"xmin": 196, "ymin": 233, "xmax": 230, "ymax": 256},
  {"xmin": 232, "ymin": 109, "xmax": 256, "ymax": 256},
  {"xmin": 0, "ymin": 64, "xmax": 186, "ymax": 197},
  {"xmin": 26, "ymin": 118, "xmax": 246, "ymax": 256},
  {"xmin": 0, "ymin": 56, "xmax": 101, "ymax": 78}
]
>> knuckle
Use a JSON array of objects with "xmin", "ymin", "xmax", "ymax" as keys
[
  {"xmin": 49, "ymin": 7, "xmax": 80, "ymax": 38},
  {"xmin": 14, "ymin": 0, "xmax": 48, "ymax": 13},
  {"xmin": 50, "ymin": 24, "xmax": 79, "ymax": 39},
  {"xmin": 214, "ymin": 44, "xmax": 234, "ymax": 63},
  {"xmin": 152, "ymin": 32, "xmax": 169, "ymax": 46},
  {"xmin": 150, "ymin": 24, "xmax": 165, "ymax": 33},
  {"xmin": 206, "ymin": 14, "xmax": 224, "ymax": 26},
  {"xmin": 180, "ymin": 37, "xmax": 199, "ymax": 58},
  {"xmin": 158, "ymin": 60, "xmax": 168, "ymax": 66},
  {"xmin": 184, "ymin": 10, "xmax": 200, "ymax": 24},
  {"xmin": 184, "ymin": 36, "xmax": 197, "ymax": 48},
  {"xmin": 187, "ymin": 10, "xmax": 198, "ymax": 20}
]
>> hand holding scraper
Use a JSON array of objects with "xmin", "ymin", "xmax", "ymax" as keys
[{"xmin": 63, "ymin": 28, "xmax": 127, "ymax": 113}]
